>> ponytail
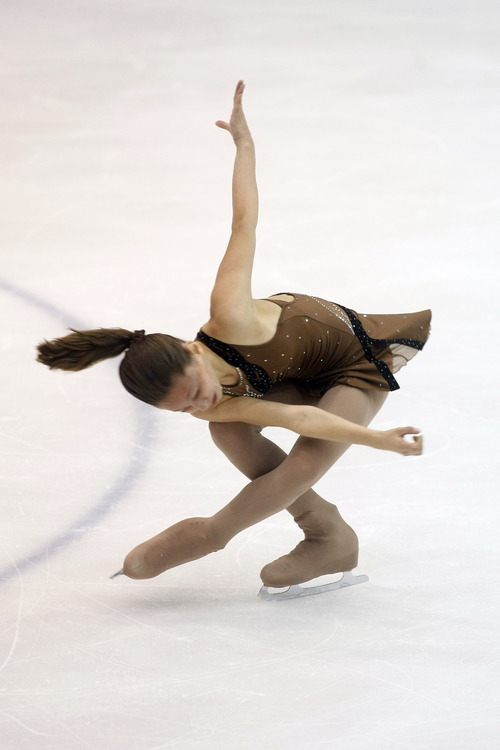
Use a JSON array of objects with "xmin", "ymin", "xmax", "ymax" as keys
[
  {"xmin": 37, "ymin": 328, "xmax": 134, "ymax": 371},
  {"xmin": 36, "ymin": 328, "xmax": 191, "ymax": 406}
]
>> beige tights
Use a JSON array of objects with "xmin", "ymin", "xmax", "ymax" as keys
[{"xmin": 123, "ymin": 386, "xmax": 387, "ymax": 583}]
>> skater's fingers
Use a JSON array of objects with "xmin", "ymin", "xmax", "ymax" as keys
[
  {"xmin": 402, "ymin": 432, "xmax": 423, "ymax": 455},
  {"xmin": 402, "ymin": 426, "xmax": 420, "ymax": 436}
]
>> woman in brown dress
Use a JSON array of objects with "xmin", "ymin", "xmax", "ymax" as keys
[{"xmin": 37, "ymin": 81, "xmax": 431, "ymax": 590}]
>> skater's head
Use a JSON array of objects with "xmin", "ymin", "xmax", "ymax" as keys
[
  {"xmin": 119, "ymin": 332, "xmax": 192, "ymax": 405},
  {"xmin": 36, "ymin": 328, "xmax": 191, "ymax": 406}
]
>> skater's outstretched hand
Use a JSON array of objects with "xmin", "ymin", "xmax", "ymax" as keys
[
  {"xmin": 216, "ymin": 80, "xmax": 252, "ymax": 143},
  {"xmin": 377, "ymin": 427, "xmax": 423, "ymax": 456}
]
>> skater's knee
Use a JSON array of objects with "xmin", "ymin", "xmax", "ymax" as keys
[
  {"xmin": 208, "ymin": 421, "xmax": 226, "ymax": 445},
  {"xmin": 209, "ymin": 420, "xmax": 261, "ymax": 449}
]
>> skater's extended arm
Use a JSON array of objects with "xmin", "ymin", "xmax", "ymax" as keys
[
  {"xmin": 209, "ymin": 81, "xmax": 259, "ymax": 333},
  {"xmin": 199, "ymin": 397, "xmax": 422, "ymax": 456}
]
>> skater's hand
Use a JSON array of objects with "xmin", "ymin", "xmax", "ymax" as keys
[
  {"xmin": 377, "ymin": 427, "xmax": 423, "ymax": 456},
  {"xmin": 215, "ymin": 80, "xmax": 252, "ymax": 143}
]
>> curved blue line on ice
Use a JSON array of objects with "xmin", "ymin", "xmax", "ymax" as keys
[{"xmin": 0, "ymin": 277, "xmax": 157, "ymax": 582}]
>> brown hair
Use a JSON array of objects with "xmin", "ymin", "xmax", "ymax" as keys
[{"xmin": 36, "ymin": 328, "xmax": 191, "ymax": 406}]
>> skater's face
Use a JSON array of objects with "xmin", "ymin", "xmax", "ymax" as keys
[{"xmin": 158, "ymin": 353, "xmax": 222, "ymax": 414}]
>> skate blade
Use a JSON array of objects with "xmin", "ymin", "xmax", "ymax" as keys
[{"xmin": 258, "ymin": 570, "xmax": 368, "ymax": 601}]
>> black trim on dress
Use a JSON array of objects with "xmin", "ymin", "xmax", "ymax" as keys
[
  {"xmin": 338, "ymin": 305, "xmax": 425, "ymax": 392},
  {"xmin": 196, "ymin": 330, "xmax": 273, "ymax": 394}
]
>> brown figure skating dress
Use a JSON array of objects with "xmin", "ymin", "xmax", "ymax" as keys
[
  {"xmin": 195, "ymin": 293, "xmax": 431, "ymax": 588},
  {"xmin": 196, "ymin": 293, "xmax": 431, "ymax": 398}
]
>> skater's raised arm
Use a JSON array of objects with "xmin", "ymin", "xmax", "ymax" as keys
[{"xmin": 209, "ymin": 81, "xmax": 259, "ymax": 333}]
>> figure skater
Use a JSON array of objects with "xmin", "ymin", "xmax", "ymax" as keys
[{"xmin": 37, "ymin": 81, "xmax": 431, "ymax": 591}]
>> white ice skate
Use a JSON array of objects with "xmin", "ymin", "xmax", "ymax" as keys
[{"xmin": 258, "ymin": 569, "xmax": 368, "ymax": 601}]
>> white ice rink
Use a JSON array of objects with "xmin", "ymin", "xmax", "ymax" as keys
[{"xmin": 1, "ymin": 1, "xmax": 499, "ymax": 748}]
